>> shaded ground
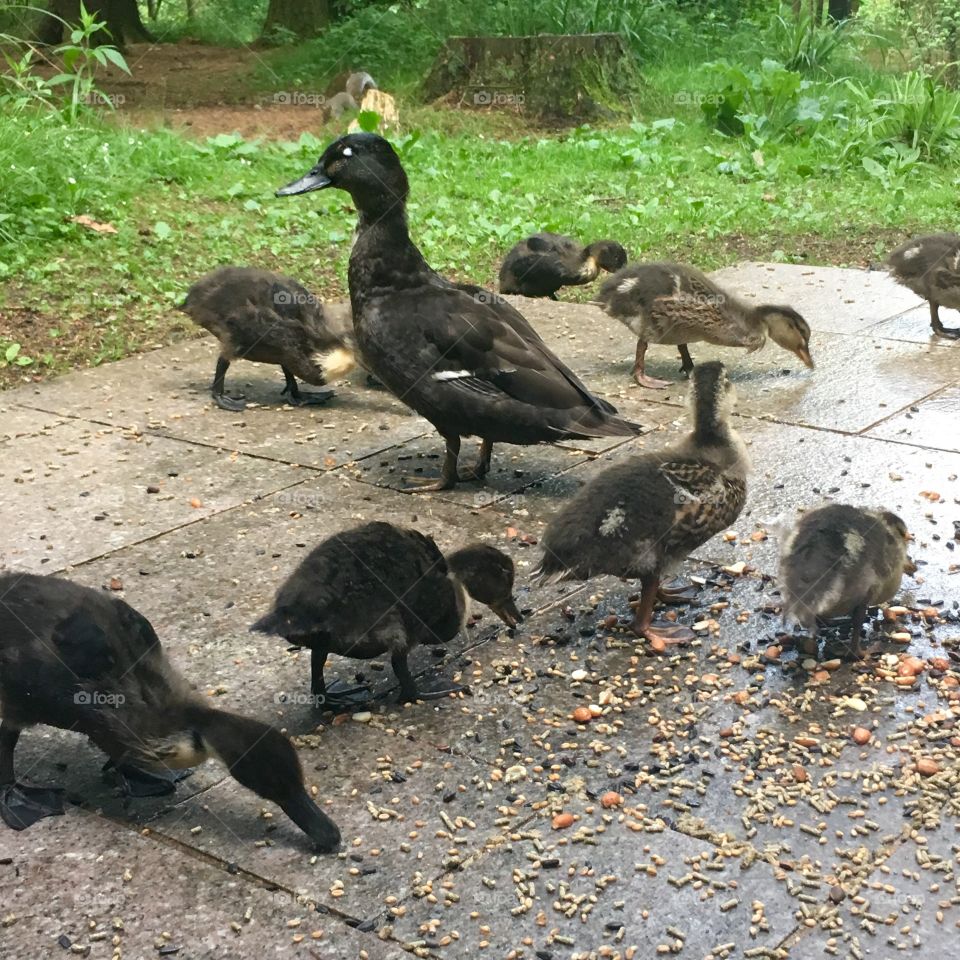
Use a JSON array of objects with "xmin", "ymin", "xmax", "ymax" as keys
[{"xmin": 2, "ymin": 264, "xmax": 959, "ymax": 959}]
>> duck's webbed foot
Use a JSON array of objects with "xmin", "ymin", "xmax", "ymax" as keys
[
  {"xmin": 318, "ymin": 679, "xmax": 372, "ymax": 711},
  {"xmin": 931, "ymin": 303, "xmax": 960, "ymax": 339},
  {"xmin": 105, "ymin": 761, "xmax": 192, "ymax": 799},
  {"xmin": 0, "ymin": 783, "xmax": 65, "ymax": 830},
  {"xmin": 409, "ymin": 675, "xmax": 471, "ymax": 702},
  {"xmin": 636, "ymin": 621, "xmax": 696, "ymax": 654},
  {"xmin": 211, "ymin": 357, "xmax": 246, "ymax": 411},
  {"xmin": 281, "ymin": 368, "xmax": 335, "ymax": 406},
  {"xmin": 402, "ymin": 437, "xmax": 461, "ymax": 492},
  {"xmin": 458, "ymin": 439, "xmax": 493, "ymax": 483},
  {"xmin": 656, "ymin": 579, "xmax": 701, "ymax": 605}
]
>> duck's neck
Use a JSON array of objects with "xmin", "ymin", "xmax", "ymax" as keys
[{"xmin": 348, "ymin": 205, "xmax": 436, "ymax": 307}]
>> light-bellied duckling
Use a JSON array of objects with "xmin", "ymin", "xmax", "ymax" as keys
[
  {"xmin": 534, "ymin": 361, "xmax": 748, "ymax": 651},
  {"xmin": 887, "ymin": 233, "xmax": 960, "ymax": 339},
  {"xmin": 779, "ymin": 504, "xmax": 912, "ymax": 658},
  {"xmin": 598, "ymin": 261, "xmax": 814, "ymax": 387}
]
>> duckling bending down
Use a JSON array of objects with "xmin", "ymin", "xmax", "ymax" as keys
[
  {"xmin": 0, "ymin": 574, "xmax": 341, "ymax": 851},
  {"xmin": 598, "ymin": 262, "xmax": 814, "ymax": 388},
  {"xmin": 179, "ymin": 266, "xmax": 357, "ymax": 411},
  {"xmin": 499, "ymin": 232, "xmax": 627, "ymax": 300},
  {"xmin": 534, "ymin": 361, "xmax": 748, "ymax": 651},
  {"xmin": 887, "ymin": 233, "xmax": 960, "ymax": 339},
  {"xmin": 276, "ymin": 134, "xmax": 640, "ymax": 491},
  {"xmin": 252, "ymin": 521, "xmax": 521, "ymax": 706},
  {"xmin": 779, "ymin": 504, "xmax": 912, "ymax": 658}
]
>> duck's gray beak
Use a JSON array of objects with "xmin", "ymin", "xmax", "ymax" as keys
[
  {"xmin": 276, "ymin": 167, "xmax": 331, "ymax": 197},
  {"xmin": 490, "ymin": 597, "xmax": 523, "ymax": 629}
]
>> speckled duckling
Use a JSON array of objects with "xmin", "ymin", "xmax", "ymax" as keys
[
  {"xmin": 0, "ymin": 573, "xmax": 341, "ymax": 851},
  {"xmin": 887, "ymin": 233, "xmax": 960, "ymax": 339},
  {"xmin": 598, "ymin": 261, "xmax": 814, "ymax": 387},
  {"xmin": 779, "ymin": 504, "xmax": 912, "ymax": 658},
  {"xmin": 535, "ymin": 361, "xmax": 748, "ymax": 650},
  {"xmin": 499, "ymin": 232, "xmax": 627, "ymax": 300},
  {"xmin": 252, "ymin": 521, "xmax": 522, "ymax": 706},
  {"xmin": 179, "ymin": 266, "xmax": 356, "ymax": 411}
]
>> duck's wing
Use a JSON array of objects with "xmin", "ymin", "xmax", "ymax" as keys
[
  {"xmin": 658, "ymin": 458, "xmax": 747, "ymax": 554},
  {"xmin": 427, "ymin": 283, "xmax": 626, "ymax": 417}
]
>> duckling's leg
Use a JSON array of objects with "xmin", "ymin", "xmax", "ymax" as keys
[
  {"xmin": 212, "ymin": 356, "xmax": 247, "ymax": 412},
  {"xmin": 310, "ymin": 649, "xmax": 369, "ymax": 710},
  {"xmin": 392, "ymin": 651, "xmax": 466, "ymax": 702},
  {"xmin": 677, "ymin": 345, "xmax": 695, "ymax": 378},
  {"xmin": 280, "ymin": 366, "xmax": 335, "ymax": 406},
  {"xmin": 843, "ymin": 601, "xmax": 870, "ymax": 660},
  {"xmin": 632, "ymin": 339, "xmax": 671, "ymax": 389},
  {"xmin": 403, "ymin": 435, "xmax": 461, "ymax": 492},
  {"xmin": 930, "ymin": 302, "xmax": 960, "ymax": 339},
  {"xmin": 107, "ymin": 761, "xmax": 191, "ymax": 799},
  {"xmin": 0, "ymin": 722, "xmax": 65, "ymax": 830},
  {"xmin": 458, "ymin": 439, "xmax": 493, "ymax": 483},
  {"xmin": 629, "ymin": 575, "xmax": 695, "ymax": 653}
]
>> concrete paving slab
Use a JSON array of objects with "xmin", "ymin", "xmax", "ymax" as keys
[
  {"xmin": 384, "ymin": 806, "xmax": 801, "ymax": 959},
  {"xmin": 709, "ymin": 262, "xmax": 922, "ymax": 335},
  {"xmin": 0, "ymin": 404, "xmax": 65, "ymax": 442},
  {"xmin": 867, "ymin": 383, "xmax": 960, "ymax": 453},
  {"xmin": 0, "ymin": 419, "xmax": 303, "ymax": 573},
  {"xmin": 870, "ymin": 303, "xmax": 960, "ymax": 345},
  {"xmin": 3, "ymin": 338, "xmax": 429, "ymax": 471},
  {"xmin": 0, "ymin": 812, "xmax": 407, "ymax": 960},
  {"xmin": 143, "ymin": 723, "xmax": 536, "ymax": 923}
]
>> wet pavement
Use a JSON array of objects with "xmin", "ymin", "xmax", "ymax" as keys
[{"xmin": 1, "ymin": 262, "xmax": 959, "ymax": 960}]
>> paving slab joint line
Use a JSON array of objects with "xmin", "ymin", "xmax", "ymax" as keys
[{"xmin": 855, "ymin": 382, "xmax": 959, "ymax": 437}]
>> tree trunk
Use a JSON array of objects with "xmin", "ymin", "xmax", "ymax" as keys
[
  {"xmin": 827, "ymin": 0, "xmax": 852, "ymax": 21},
  {"xmin": 261, "ymin": 0, "xmax": 330, "ymax": 40},
  {"xmin": 37, "ymin": 0, "xmax": 155, "ymax": 45}
]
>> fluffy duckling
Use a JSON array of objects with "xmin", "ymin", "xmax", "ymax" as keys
[
  {"xmin": 179, "ymin": 266, "xmax": 356, "ymax": 411},
  {"xmin": 598, "ymin": 262, "xmax": 814, "ymax": 388},
  {"xmin": 0, "ymin": 574, "xmax": 341, "ymax": 851},
  {"xmin": 499, "ymin": 232, "xmax": 627, "ymax": 300},
  {"xmin": 887, "ymin": 233, "xmax": 960, "ymax": 339},
  {"xmin": 779, "ymin": 504, "xmax": 912, "ymax": 658},
  {"xmin": 276, "ymin": 134, "xmax": 640, "ymax": 491},
  {"xmin": 535, "ymin": 361, "xmax": 748, "ymax": 650},
  {"xmin": 252, "ymin": 521, "xmax": 521, "ymax": 706}
]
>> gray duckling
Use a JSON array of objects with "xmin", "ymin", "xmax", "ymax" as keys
[
  {"xmin": 179, "ymin": 266, "xmax": 356, "ymax": 411},
  {"xmin": 887, "ymin": 233, "xmax": 960, "ymax": 339},
  {"xmin": 499, "ymin": 232, "xmax": 627, "ymax": 300},
  {"xmin": 598, "ymin": 261, "xmax": 814, "ymax": 387},
  {"xmin": 779, "ymin": 504, "xmax": 913, "ymax": 658},
  {"xmin": 0, "ymin": 573, "xmax": 341, "ymax": 851},
  {"xmin": 252, "ymin": 521, "xmax": 521, "ymax": 707},
  {"xmin": 534, "ymin": 361, "xmax": 748, "ymax": 651}
]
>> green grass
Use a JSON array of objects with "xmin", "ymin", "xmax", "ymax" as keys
[{"xmin": 2, "ymin": 5, "xmax": 960, "ymax": 386}]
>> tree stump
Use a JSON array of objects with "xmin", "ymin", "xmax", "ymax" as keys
[{"xmin": 422, "ymin": 33, "xmax": 636, "ymax": 121}]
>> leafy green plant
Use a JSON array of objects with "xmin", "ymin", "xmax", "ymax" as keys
[
  {"xmin": 1, "ymin": 342, "xmax": 33, "ymax": 368},
  {"xmin": 768, "ymin": 8, "xmax": 858, "ymax": 73}
]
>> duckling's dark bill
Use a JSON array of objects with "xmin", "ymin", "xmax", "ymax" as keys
[
  {"xmin": 276, "ymin": 169, "xmax": 331, "ymax": 196},
  {"xmin": 280, "ymin": 790, "xmax": 342, "ymax": 852}
]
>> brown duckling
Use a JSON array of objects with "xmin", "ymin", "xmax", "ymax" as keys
[
  {"xmin": 252, "ymin": 521, "xmax": 521, "ymax": 706},
  {"xmin": 499, "ymin": 232, "xmax": 628, "ymax": 300},
  {"xmin": 0, "ymin": 573, "xmax": 340, "ymax": 851},
  {"xmin": 598, "ymin": 262, "xmax": 814, "ymax": 388},
  {"xmin": 534, "ymin": 361, "xmax": 748, "ymax": 650},
  {"xmin": 887, "ymin": 233, "xmax": 960, "ymax": 339},
  {"xmin": 779, "ymin": 504, "xmax": 912, "ymax": 658},
  {"xmin": 179, "ymin": 266, "xmax": 356, "ymax": 411}
]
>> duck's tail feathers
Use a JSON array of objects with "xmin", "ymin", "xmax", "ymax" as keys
[
  {"xmin": 562, "ymin": 409, "xmax": 643, "ymax": 439},
  {"xmin": 250, "ymin": 611, "xmax": 278, "ymax": 634},
  {"xmin": 529, "ymin": 558, "xmax": 572, "ymax": 587}
]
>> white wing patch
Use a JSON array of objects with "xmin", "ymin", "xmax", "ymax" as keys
[
  {"xmin": 617, "ymin": 277, "xmax": 639, "ymax": 294},
  {"xmin": 433, "ymin": 369, "xmax": 473, "ymax": 381},
  {"xmin": 902, "ymin": 246, "xmax": 919, "ymax": 260},
  {"xmin": 599, "ymin": 506, "xmax": 627, "ymax": 536}
]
